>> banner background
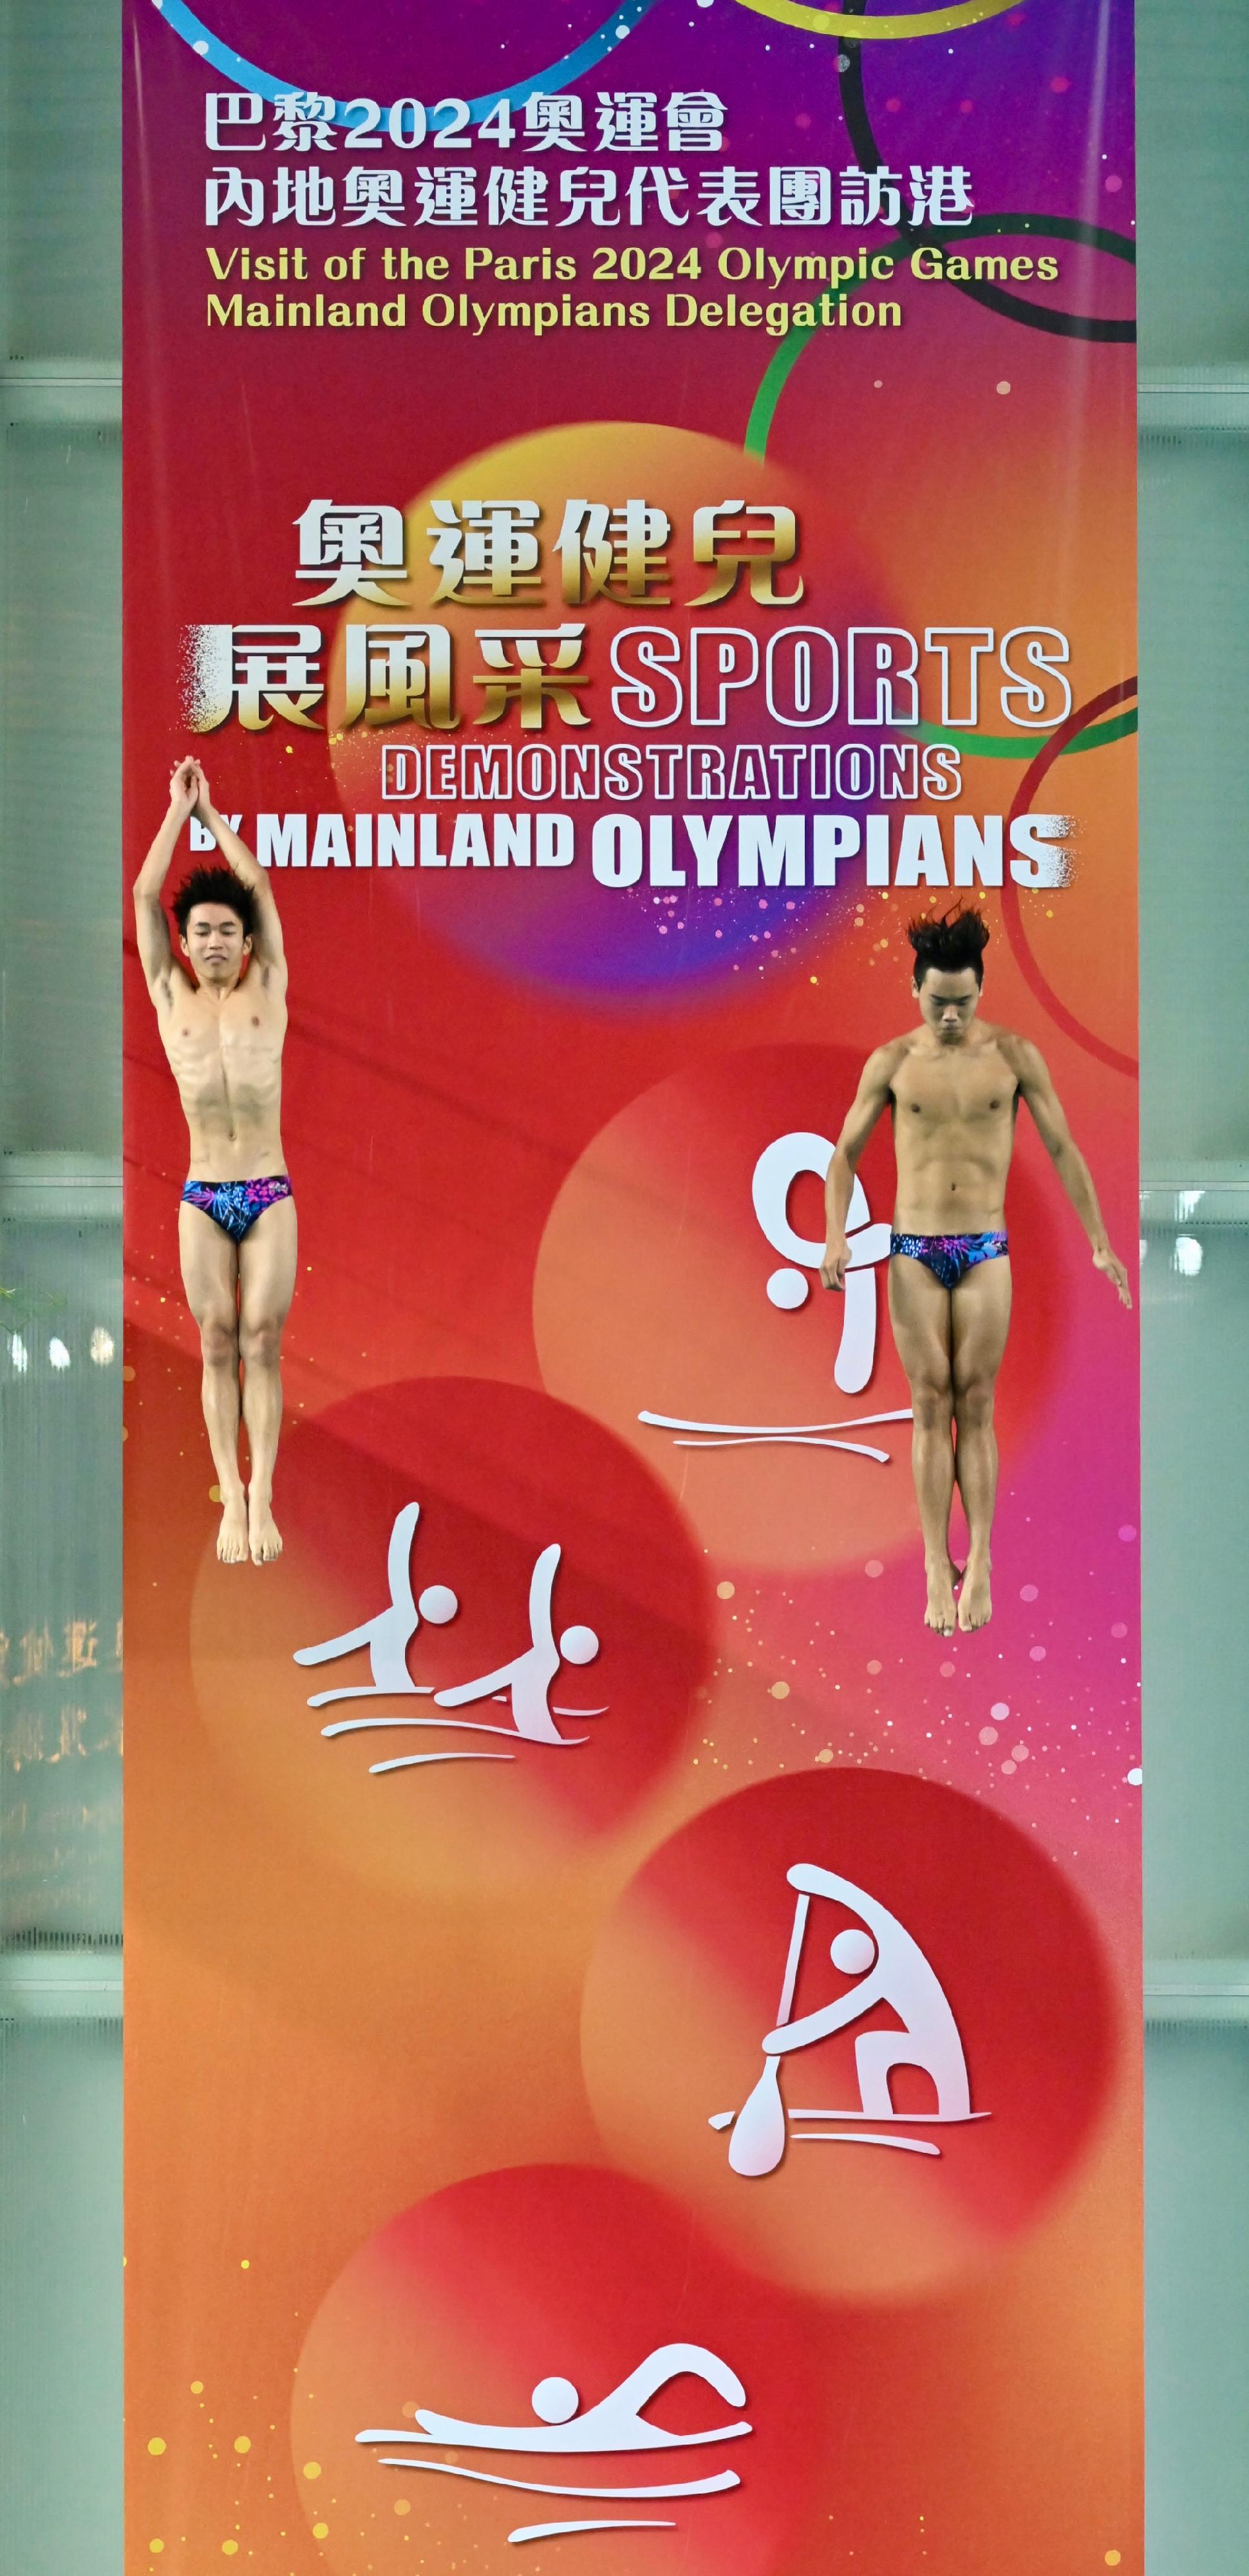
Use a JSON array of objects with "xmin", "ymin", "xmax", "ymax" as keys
[{"xmin": 124, "ymin": 5, "xmax": 1140, "ymax": 2570}]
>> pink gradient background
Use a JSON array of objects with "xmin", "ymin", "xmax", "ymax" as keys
[{"xmin": 125, "ymin": 3, "xmax": 1140, "ymax": 2571}]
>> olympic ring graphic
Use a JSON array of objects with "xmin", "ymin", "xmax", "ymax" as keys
[
  {"xmin": 837, "ymin": 40, "xmax": 1135, "ymax": 343},
  {"xmin": 149, "ymin": 0, "xmax": 662, "ymax": 123},
  {"xmin": 744, "ymin": 207, "xmax": 1135, "ymax": 455},
  {"xmin": 1002, "ymin": 678, "xmax": 1140, "ymax": 1080},
  {"xmin": 733, "ymin": 0, "xmax": 1018, "ymax": 37}
]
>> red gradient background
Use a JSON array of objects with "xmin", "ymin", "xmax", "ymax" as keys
[
  {"xmin": 581, "ymin": 1768, "xmax": 1117, "ymax": 2300},
  {"xmin": 188, "ymin": 1374, "xmax": 712, "ymax": 1893},
  {"xmin": 534, "ymin": 1041, "xmax": 1062, "ymax": 1567},
  {"xmin": 292, "ymin": 2166, "xmax": 827, "ymax": 2576},
  {"xmin": 125, "ymin": 3, "xmax": 1140, "ymax": 2571}
]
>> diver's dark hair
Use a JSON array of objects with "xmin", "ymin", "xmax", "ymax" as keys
[
  {"xmin": 172, "ymin": 866, "xmax": 256, "ymax": 942},
  {"xmin": 908, "ymin": 904, "xmax": 990, "ymax": 988}
]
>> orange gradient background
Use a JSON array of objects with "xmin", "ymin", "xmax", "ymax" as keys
[
  {"xmin": 581, "ymin": 1768, "xmax": 1117, "ymax": 2300},
  {"xmin": 126, "ymin": 3, "xmax": 1140, "ymax": 2566}
]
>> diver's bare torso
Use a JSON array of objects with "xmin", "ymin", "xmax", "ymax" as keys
[
  {"xmin": 879, "ymin": 1021, "xmax": 1026, "ymax": 1232},
  {"xmin": 154, "ymin": 966, "xmax": 286, "ymax": 1181}
]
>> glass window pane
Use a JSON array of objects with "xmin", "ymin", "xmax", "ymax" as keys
[{"xmin": 3, "ymin": 1, "xmax": 120, "ymax": 362}]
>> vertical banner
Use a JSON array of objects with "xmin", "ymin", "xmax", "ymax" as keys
[{"xmin": 125, "ymin": 6, "xmax": 1140, "ymax": 2572}]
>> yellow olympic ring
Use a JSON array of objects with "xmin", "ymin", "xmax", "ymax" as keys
[{"xmin": 733, "ymin": 0, "xmax": 1017, "ymax": 39}]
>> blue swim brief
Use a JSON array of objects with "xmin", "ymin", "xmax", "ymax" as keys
[
  {"xmin": 890, "ymin": 1230, "xmax": 1009, "ymax": 1293},
  {"xmin": 182, "ymin": 1175, "xmax": 292, "ymax": 1244}
]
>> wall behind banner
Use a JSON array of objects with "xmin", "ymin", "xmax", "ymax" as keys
[{"xmin": 0, "ymin": 2, "xmax": 1247, "ymax": 2573}]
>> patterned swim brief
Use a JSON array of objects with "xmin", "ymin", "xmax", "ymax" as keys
[
  {"xmin": 182, "ymin": 1175, "xmax": 293, "ymax": 1244},
  {"xmin": 890, "ymin": 1230, "xmax": 1009, "ymax": 1293}
]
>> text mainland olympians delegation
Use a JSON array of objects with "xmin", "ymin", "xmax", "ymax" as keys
[
  {"xmin": 205, "ymin": 243, "xmax": 1062, "ymax": 334},
  {"xmin": 206, "ymin": 289, "xmax": 910, "ymax": 335}
]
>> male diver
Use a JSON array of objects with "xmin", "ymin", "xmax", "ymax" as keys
[
  {"xmin": 134, "ymin": 759, "xmax": 294, "ymax": 1566},
  {"xmin": 822, "ymin": 906, "xmax": 1131, "ymax": 1635}
]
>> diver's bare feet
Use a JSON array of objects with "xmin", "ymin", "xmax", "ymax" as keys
[
  {"xmin": 217, "ymin": 1493, "xmax": 249, "ymax": 1564},
  {"xmin": 957, "ymin": 1556, "xmax": 993, "ymax": 1631},
  {"xmin": 925, "ymin": 1558, "xmax": 957, "ymax": 1635},
  {"xmin": 247, "ymin": 1490, "xmax": 283, "ymax": 1566}
]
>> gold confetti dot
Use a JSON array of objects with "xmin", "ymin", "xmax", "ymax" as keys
[
  {"xmin": 769, "ymin": 1680, "xmax": 790, "ymax": 1700},
  {"xmin": 303, "ymin": 2461, "xmax": 322, "ymax": 2481},
  {"xmin": 239, "ymin": 2259, "xmax": 250, "ymax": 2271},
  {"xmin": 716, "ymin": 1580, "xmax": 735, "ymax": 1600},
  {"xmin": 209, "ymin": 1484, "xmax": 222, "ymax": 1502},
  {"xmin": 222, "ymin": 2546, "xmax": 239, "ymax": 2561},
  {"xmin": 816, "ymin": 1747, "xmax": 834, "ymax": 1764},
  {"xmin": 312, "ymin": 2524, "xmax": 328, "ymax": 2541},
  {"xmin": 1105, "ymin": 2558, "xmax": 1122, "ymax": 2570},
  {"xmin": 149, "ymin": 2547, "xmax": 164, "ymax": 2559},
  {"xmin": 233, "ymin": 2436, "xmax": 251, "ymax": 2455},
  {"xmin": 394, "ymin": 2499, "xmax": 411, "ymax": 2516},
  {"xmin": 147, "ymin": 2437, "xmax": 166, "ymax": 2456},
  {"xmin": 191, "ymin": 2382, "xmax": 204, "ymax": 2395}
]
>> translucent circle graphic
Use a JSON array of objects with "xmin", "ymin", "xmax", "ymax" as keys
[
  {"xmin": 292, "ymin": 2164, "xmax": 825, "ymax": 2576},
  {"xmin": 190, "ymin": 1374, "xmax": 710, "ymax": 1898},
  {"xmin": 582, "ymin": 1767, "xmax": 1116, "ymax": 2300},
  {"xmin": 534, "ymin": 1044, "xmax": 1058, "ymax": 1571},
  {"xmin": 328, "ymin": 422, "xmax": 894, "ymax": 998}
]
